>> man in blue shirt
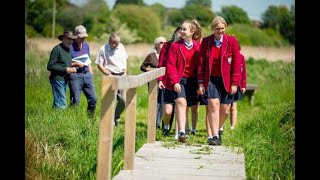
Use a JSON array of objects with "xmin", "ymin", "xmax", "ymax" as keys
[{"xmin": 69, "ymin": 25, "xmax": 97, "ymax": 118}]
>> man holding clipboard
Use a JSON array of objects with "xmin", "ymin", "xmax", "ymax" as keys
[{"xmin": 69, "ymin": 25, "xmax": 97, "ymax": 118}]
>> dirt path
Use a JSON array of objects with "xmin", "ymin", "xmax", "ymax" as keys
[{"xmin": 27, "ymin": 38, "xmax": 295, "ymax": 62}]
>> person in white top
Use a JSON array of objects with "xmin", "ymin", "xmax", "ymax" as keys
[{"xmin": 95, "ymin": 32, "xmax": 128, "ymax": 126}]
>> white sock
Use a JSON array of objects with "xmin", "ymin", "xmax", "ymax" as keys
[
  {"xmin": 179, "ymin": 130, "xmax": 185, "ymax": 134},
  {"xmin": 174, "ymin": 134, "xmax": 178, "ymax": 140},
  {"xmin": 230, "ymin": 126, "xmax": 235, "ymax": 130},
  {"xmin": 219, "ymin": 127, "xmax": 224, "ymax": 131},
  {"xmin": 164, "ymin": 125, "xmax": 170, "ymax": 130},
  {"xmin": 191, "ymin": 129, "xmax": 196, "ymax": 133}
]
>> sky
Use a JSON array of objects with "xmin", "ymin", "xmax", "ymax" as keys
[{"xmin": 72, "ymin": 0, "xmax": 295, "ymax": 21}]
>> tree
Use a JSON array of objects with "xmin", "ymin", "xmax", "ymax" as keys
[
  {"xmin": 114, "ymin": 0, "xmax": 144, "ymax": 8},
  {"xmin": 186, "ymin": 0, "xmax": 211, "ymax": 7},
  {"xmin": 262, "ymin": 5, "xmax": 295, "ymax": 45},
  {"xmin": 219, "ymin": 5, "xmax": 250, "ymax": 25},
  {"xmin": 112, "ymin": 4, "xmax": 161, "ymax": 43},
  {"xmin": 168, "ymin": 4, "xmax": 215, "ymax": 28}
]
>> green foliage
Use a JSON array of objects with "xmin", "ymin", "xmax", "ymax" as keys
[
  {"xmin": 219, "ymin": 5, "xmax": 251, "ymax": 25},
  {"xmin": 42, "ymin": 24, "xmax": 64, "ymax": 38},
  {"xmin": 26, "ymin": 0, "xmax": 55, "ymax": 33},
  {"xmin": 262, "ymin": 5, "xmax": 295, "ymax": 45},
  {"xmin": 114, "ymin": 0, "xmax": 145, "ymax": 8},
  {"xmin": 148, "ymin": 3, "xmax": 167, "ymax": 28},
  {"xmin": 92, "ymin": 16, "xmax": 142, "ymax": 44},
  {"xmin": 182, "ymin": 4, "xmax": 216, "ymax": 28},
  {"xmin": 25, "ymin": 0, "xmax": 295, "ymax": 45},
  {"xmin": 79, "ymin": 0, "xmax": 111, "ymax": 34},
  {"xmin": 56, "ymin": 6, "xmax": 84, "ymax": 31},
  {"xmin": 25, "ymin": 24, "xmax": 41, "ymax": 38},
  {"xmin": 186, "ymin": 0, "xmax": 211, "ymax": 7},
  {"xmin": 112, "ymin": 4, "xmax": 161, "ymax": 43},
  {"xmin": 167, "ymin": 5, "xmax": 215, "ymax": 28},
  {"xmin": 227, "ymin": 23, "xmax": 289, "ymax": 47},
  {"xmin": 167, "ymin": 9, "xmax": 185, "ymax": 27}
]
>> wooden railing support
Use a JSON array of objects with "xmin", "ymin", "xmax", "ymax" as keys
[
  {"xmin": 147, "ymin": 79, "xmax": 157, "ymax": 143},
  {"xmin": 96, "ymin": 67, "xmax": 165, "ymax": 180},
  {"xmin": 97, "ymin": 77, "xmax": 117, "ymax": 180},
  {"xmin": 124, "ymin": 88, "xmax": 137, "ymax": 170}
]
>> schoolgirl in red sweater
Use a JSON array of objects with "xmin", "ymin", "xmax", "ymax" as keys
[{"xmin": 163, "ymin": 19, "xmax": 202, "ymax": 143}]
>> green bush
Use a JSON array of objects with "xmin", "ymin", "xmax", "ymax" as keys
[
  {"xmin": 25, "ymin": 24, "xmax": 41, "ymax": 38},
  {"xmin": 227, "ymin": 23, "xmax": 288, "ymax": 47},
  {"xmin": 42, "ymin": 24, "xmax": 64, "ymax": 38},
  {"xmin": 112, "ymin": 4, "xmax": 161, "ymax": 43}
]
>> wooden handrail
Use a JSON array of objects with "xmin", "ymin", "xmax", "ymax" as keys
[{"xmin": 96, "ymin": 67, "xmax": 165, "ymax": 180}]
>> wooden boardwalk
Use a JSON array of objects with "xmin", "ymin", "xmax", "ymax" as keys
[{"xmin": 113, "ymin": 141, "xmax": 246, "ymax": 180}]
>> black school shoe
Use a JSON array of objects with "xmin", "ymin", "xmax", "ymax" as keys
[
  {"xmin": 208, "ymin": 136, "xmax": 221, "ymax": 146},
  {"xmin": 162, "ymin": 129, "xmax": 170, "ymax": 136},
  {"xmin": 178, "ymin": 132, "xmax": 186, "ymax": 143}
]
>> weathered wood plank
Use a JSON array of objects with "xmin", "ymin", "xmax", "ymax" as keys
[
  {"xmin": 112, "ymin": 67, "xmax": 165, "ymax": 90},
  {"xmin": 113, "ymin": 141, "xmax": 246, "ymax": 180},
  {"xmin": 124, "ymin": 88, "xmax": 137, "ymax": 170},
  {"xmin": 147, "ymin": 79, "xmax": 157, "ymax": 143},
  {"xmin": 244, "ymin": 83, "xmax": 258, "ymax": 106},
  {"xmin": 97, "ymin": 77, "xmax": 117, "ymax": 180}
]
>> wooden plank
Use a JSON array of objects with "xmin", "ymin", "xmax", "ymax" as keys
[
  {"xmin": 124, "ymin": 88, "xmax": 137, "ymax": 170},
  {"xmin": 147, "ymin": 79, "xmax": 157, "ymax": 143},
  {"xmin": 97, "ymin": 77, "xmax": 117, "ymax": 180},
  {"xmin": 246, "ymin": 84, "xmax": 258, "ymax": 91},
  {"xmin": 111, "ymin": 67, "xmax": 165, "ymax": 90},
  {"xmin": 113, "ymin": 141, "xmax": 246, "ymax": 180},
  {"xmin": 245, "ymin": 84, "xmax": 258, "ymax": 106}
]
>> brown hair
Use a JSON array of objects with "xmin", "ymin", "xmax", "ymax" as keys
[{"xmin": 182, "ymin": 19, "xmax": 203, "ymax": 41}]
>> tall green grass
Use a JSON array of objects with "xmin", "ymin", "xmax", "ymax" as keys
[{"xmin": 25, "ymin": 46, "xmax": 294, "ymax": 179}]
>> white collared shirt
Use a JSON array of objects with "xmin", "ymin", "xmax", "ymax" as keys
[{"xmin": 95, "ymin": 43, "xmax": 128, "ymax": 73}]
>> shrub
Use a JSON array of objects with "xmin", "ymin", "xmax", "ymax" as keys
[{"xmin": 112, "ymin": 4, "xmax": 161, "ymax": 43}]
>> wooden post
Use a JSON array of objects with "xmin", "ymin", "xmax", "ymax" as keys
[
  {"xmin": 97, "ymin": 77, "xmax": 117, "ymax": 180},
  {"xmin": 96, "ymin": 68, "xmax": 165, "ymax": 179},
  {"xmin": 147, "ymin": 79, "xmax": 157, "ymax": 143},
  {"xmin": 124, "ymin": 88, "xmax": 137, "ymax": 170}
]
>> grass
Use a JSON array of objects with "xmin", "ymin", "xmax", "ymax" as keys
[{"xmin": 25, "ymin": 39, "xmax": 295, "ymax": 179}]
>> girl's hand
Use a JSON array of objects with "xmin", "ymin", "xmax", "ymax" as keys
[
  {"xmin": 174, "ymin": 83, "xmax": 181, "ymax": 93},
  {"xmin": 198, "ymin": 84, "xmax": 205, "ymax": 95},
  {"xmin": 158, "ymin": 81, "xmax": 165, "ymax": 89}
]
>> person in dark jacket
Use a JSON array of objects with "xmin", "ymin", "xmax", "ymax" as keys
[
  {"xmin": 140, "ymin": 36, "xmax": 166, "ymax": 129},
  {"xmin": 47, "ymin": 31, "xmax": 77, "ymax": 109}
]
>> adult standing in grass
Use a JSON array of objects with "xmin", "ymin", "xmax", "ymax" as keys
[
  {"xmin": 163, "ymin": 20, "xmax": 202, "ymax": 143},
  {"xmin": 95, "ymin": 32, "xmax": 128, "ymax": 126},
  {"xmin": 197, "ymin": 16, "xmax": 241, "ymax": 146},
  {"xmin": 47, "ymin": 31, "xmax": 77, "ymax": 109},
  {"xmin": 140, "ymin": 36, "xmax": 167, "ymax": 129},
  {"xmin": 158, "ymin": 26, "xmax": 181, "ymax": 137},
  {"xmin": 69, "ymin": 25, "xmax": 97, "ymax": 118}
]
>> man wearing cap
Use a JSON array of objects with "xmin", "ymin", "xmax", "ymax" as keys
[
  {"xmin": 47, "ymin": 31, "xmax": 77, "ymax": 109},
  {"xmin": 69, "ymin": 25, "xmax": 97, "ymax": 118},
  {"xmin": 95, "ymin": 32, "xmax": 128, "ymax": 126}
]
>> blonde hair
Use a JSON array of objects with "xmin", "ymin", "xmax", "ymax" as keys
[
  {"xmin": 182, "ymin": 19, "xmax": 203, "ymax": 41},
  {"xmin": 211, "ymin": 16, "xmax": 227, "ymax": 30}
]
